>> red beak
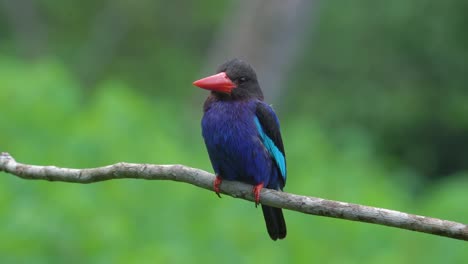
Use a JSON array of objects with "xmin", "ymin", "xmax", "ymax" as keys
[{"xmin": 193, "ymin": 72, "xmax": 236, "ymax": 93}]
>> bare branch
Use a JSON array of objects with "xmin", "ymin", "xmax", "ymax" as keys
[{"xmin": 1, "ymin": 152, "xmax": 467, "ymax": 241}]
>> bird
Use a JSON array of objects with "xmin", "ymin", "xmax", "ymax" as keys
[{"xmin": 193, "ymin": 58, "xmax": 287, "ymax": 240}]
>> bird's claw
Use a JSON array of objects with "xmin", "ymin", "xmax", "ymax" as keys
[
  {"xmin": 253, "ymin": 182, "xmax": 264, "ymax": 208},
  {"xmin": 214, "ymin": 176, "xmax": 223, "ymax": 198}
]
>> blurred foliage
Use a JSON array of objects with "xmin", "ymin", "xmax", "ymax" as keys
[
  {"xmin": 0, "ymin": 58, "xmax": 467, "ymax": 263},
  {"xmin": 290, "ymin": 0, "xmax": 468, "ymax": 182},
  {"xmin": 1, "ymin": 0, "xmax": 467, "ymax": 263}
]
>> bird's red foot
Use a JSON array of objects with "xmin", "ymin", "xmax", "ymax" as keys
[
  {"xmin": 214, "ymin": 176, "xmax": 222, "ymax": 198},
  {"xmin": 253, "ymin": 182, "xmax": 264, "ymax": 207}
]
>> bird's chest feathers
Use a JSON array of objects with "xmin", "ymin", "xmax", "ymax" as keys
[{"xmin": 202, "ymin": 101, "xmax": 258, "ymax": 148}]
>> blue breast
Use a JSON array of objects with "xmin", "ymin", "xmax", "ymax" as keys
[{"xmin": 202, "ymin": 100, "xmax": 277, "ymax": 187}]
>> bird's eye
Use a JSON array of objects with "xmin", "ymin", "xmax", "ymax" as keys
[{"xmin": 239, "ymin": 77, "xmax": 247, "ymax": 83}]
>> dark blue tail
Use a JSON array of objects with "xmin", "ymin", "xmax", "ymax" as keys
[{"xmin": 261, "ymin": 205, "xmax": 286, "ymax": 240}]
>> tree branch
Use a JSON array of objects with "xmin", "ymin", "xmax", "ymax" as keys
[{"xmin": 1, "ymin": 152, "xmax": 467, "ymax": 241}]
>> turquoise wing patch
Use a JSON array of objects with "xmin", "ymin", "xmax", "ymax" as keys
[{"xmin": 254, "ymin": 116, "xmax": 287, "ymax": 180}]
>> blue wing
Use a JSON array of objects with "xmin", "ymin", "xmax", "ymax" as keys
[{"xmin": 254, "ymin": 102, "xmax": 286, "ymax": 186}]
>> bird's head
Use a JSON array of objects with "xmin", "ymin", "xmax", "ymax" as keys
[{"xmin": 193, "ymin": 58, "xmax": 263, "ymax": 100}]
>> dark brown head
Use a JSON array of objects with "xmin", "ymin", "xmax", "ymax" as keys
[{"xmin": 193, "ymin": 59, "xmax": 263, "ymax": 100}]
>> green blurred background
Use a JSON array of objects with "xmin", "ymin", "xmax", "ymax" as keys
[{"xmin": 1, "ymin": 0, "xmax": 467, "ymax": 263}]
